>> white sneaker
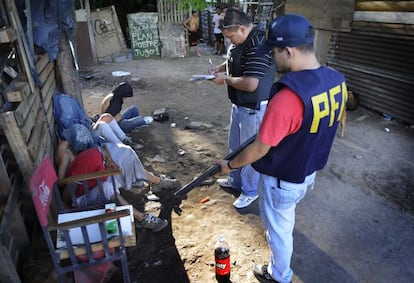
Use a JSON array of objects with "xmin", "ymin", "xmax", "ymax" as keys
[
  {"xmin": 233, "ymin": 194, "xmax": 258, "ymax": 209},
  {"xmin": 144, "ymin": 116, "xmax": 154, "ymax": 125},
  {"xmin": 217, "ymin": 178, "xmax": 234, "ymax": 188},
  {"xmin": 146, "ymin": 193, "xmax": 160, "ymax": 201}
]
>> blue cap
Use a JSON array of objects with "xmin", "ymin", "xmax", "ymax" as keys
[{"xmin": 265, "ymin": 14, "xmax": 314, "ymax": 48}]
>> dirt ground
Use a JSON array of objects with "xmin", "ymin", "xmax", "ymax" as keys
[{"xmin": 22, "ymin": 44, "xmax": 414, "ymax": 283}]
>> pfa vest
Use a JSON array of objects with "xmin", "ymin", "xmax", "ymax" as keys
[{"xmin": 252, "ymin": 66, "xmax": 348, "ymax": 183}]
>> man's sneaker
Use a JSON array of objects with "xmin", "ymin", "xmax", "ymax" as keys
[
  {"xmin": 217, "ymin": 178, "xmax": 234, "ymax": 188},
  {"xmin": 135, "ymin": 213, "xmax": 168, "ymax": 232},
  {"xmin": 233, "ymin": 194, "xmax": 258, "ymax": 209},
  {"xmin": 151, "ymin": 175, "xmax": 181, "ymax": 194},
  {"xmin": 252, "ymin": 264, "xmax": 286, "ymax": 283}
]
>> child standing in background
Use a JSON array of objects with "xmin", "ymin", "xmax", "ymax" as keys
[{"xmin": 184, "ymin": 11, "xmax": 202, "ymax": 57}]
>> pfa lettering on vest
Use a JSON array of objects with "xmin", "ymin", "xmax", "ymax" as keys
[{"xmin": 310, "ymin": 82, "xmax": 348, "ymax": 133}]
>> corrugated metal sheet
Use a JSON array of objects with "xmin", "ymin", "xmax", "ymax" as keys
[{"xmin": 327, "ymin": 31, "xmax": 414, "ymax": 124}]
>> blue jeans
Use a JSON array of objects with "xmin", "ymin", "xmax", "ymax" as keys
[
  {"xmin": 118, "ymin": 105, "xmax": 147, "ymax": 133},
  {"xmin": 259, "ymin": 172, "xmax": 316, "ymax": 283},
  {"xmin": 228, "ymin": 102, "xmax": 266, "ymax": 197}
]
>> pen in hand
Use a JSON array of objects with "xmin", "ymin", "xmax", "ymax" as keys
[{"xmin": 209, "ymin": 58, "xmax": 215, "ymax": 75}]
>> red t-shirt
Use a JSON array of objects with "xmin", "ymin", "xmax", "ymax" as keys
[
  {"xmin": 66, "ymin": 147, "xmax": 106, "ymax": 196},
  {"xmin": 258, "ymin": 87, "xmax": 304, "ymax": 146}
]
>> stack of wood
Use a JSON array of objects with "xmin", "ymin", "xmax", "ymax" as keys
[{"xmin": 0, "ymin": 1, "xmax": 57, "ymax": 282}]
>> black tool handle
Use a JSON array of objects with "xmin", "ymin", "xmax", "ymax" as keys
[{"xmin": 174, "ymin": 134, "xmax": 256, "ymax": 197}]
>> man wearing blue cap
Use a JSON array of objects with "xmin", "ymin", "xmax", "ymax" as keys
[{"xmin": 217, "ymin": 14, "xmax": 348, "ymax": 282}]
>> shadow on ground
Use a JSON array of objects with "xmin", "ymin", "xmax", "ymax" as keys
[{"xmin": 109, "ymin": 190, "xmax": 190, "ymax": 283}]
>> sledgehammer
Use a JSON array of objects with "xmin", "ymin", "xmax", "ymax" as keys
[{"xmin": 173, "ymin": 134, "xmax": 257, "ymax": 198}]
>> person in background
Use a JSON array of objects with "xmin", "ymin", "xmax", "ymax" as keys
[
  {"xmin": 217, "ymin": 14, "xmax": 348, "ymax": 283},
  {"xmin": 212, "ymin": 8, "xmax": 275, "ymax": 209},
  {"xmin": 184, "ymin": 11, "xmax": 202, "ymax": 57},
  {"xmin": 220, "ymin": 4, "xmax": 231, "ymax": 58},
  {"xmin": 101, "ymin": 82, "xmax": 153, "ymax": 134},
  {"xmin": 212, "ymin": 6, "xmax": 224, "ymax": 55}
]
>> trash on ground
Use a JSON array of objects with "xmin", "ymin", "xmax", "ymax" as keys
[
  {"xmin": 152, "ymin": 154, "xmax": 166, "ymax": 163},
  {"xmin": 200, "ymin": 178, "xmax": 215, "ymax": 186},
  {"xmin": 153, "ymin": 108, "xmax": 169, "ymax": 122},
  {"xmin": 200, "ymin": 197, "xmax": 210, "ymax": 203},
  {"xmin": 111, "ymin": 71, "xmax": 131, "ymax": 77},
  {"xmin": 382, "ymin": 113, "xmax": 393, "ymax": 121},
  {"xmin": 185, "ymin": 121, "xmax": 214, "ymax": 130}
]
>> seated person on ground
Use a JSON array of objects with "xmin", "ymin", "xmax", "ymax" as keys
[
  {"xmin": 92, "ymin": 113, "xmax": 143, "ymax": 150},
  {"xmin": 55, "ymin": 131, "xmax": 181, "ymax": 232},
  {"xmin": 101, "ymin": 82, "xmax": 153, "ymax": 133}
]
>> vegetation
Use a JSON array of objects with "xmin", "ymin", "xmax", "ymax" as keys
[{"xmin": 74, "ymin": 0, "xmax": 235, "ymax": 13}]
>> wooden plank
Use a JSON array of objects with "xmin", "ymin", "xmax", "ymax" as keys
[
  {"xmin": 43, "ymin": 79, "xmax": 56, "ymax": 116},
  {"xmin": 0, "ymin": 244, "xmax": 21, "ymax": 283},
  {"xmin": 38, "ymin": 61, "xmax": 54, "ymax": 86},
  {"xmin": 0, "ymin": 27, "xmax": 16, "ymax": 43},
  {"xmin": 33, "ymin": 86, "xmax": 55, "ymax": 168},
  {"xmin": 33, "ymin": 121, "xmax": 50, "ymax": 167},
  {"xmin": 0, "ymin": 112, "xmax": 33, "ymax": 181},
  {"xmin": 353, "ymin": 11, "xmax": 414, "ymax": 24},
  {"xmin": 35, "ymin": 129, "xmax": 52, "ymax": 167},
  {"xmin": 14, "ymin": 89, "xmax": 36, "ymax": 127},
  {"xmin": 27, "ymin": 108, "xmax": 44, "ymax": 161},
  {"xmin": 0, "ymin": 172, "xmax": 29, "ymax": 261},
  {"xmin": 5, "ymin": 80, "xmax": 29, "ymax": 102},
  {"xmin": 356, "ymin": 1, "xmax": 414, "ymax": 12},
  {"xmin": 39, "ymin": 65, "xmax": 55, "ymax": 109},
  {"xmin": 5, "ymin": 0, "xmax": 36, "ymax": 93},
  {"xmin": 3, "ymin": 65, "xmax": 18, "ymax": 79},
  {"xmin": 285, "ymin": 0, "xmax": 354, "ymax": 30},
  {"xmin": 351, "ymin": 20, "xmax": 414, "ymax": 35},
  {"xmin": 15, "ymin": 58, "xmax": 56, "ymax": 131},
  {"xmin": 20, "ymin": 59, "xmax": 54, "ymax": 154},
  {"xmin": 35, "ymin": 53, "xmax": 50, "ymax": 75},
  {"xmin": 0, "ymin": 145, "xmax": 12, "ymax": 206},
  {"xmin": 16, "ymin": 93, "xmax": 39, "ymax": 143}
]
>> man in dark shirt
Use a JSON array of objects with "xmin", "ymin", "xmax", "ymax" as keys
[{"xmin": 213, "ymin": 8, "xmax": 275, "ymax": 209}]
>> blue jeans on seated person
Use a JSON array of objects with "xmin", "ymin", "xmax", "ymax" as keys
[{"xmin": 118, "ymin": 105, "xmax": 147, "ymax": 133}]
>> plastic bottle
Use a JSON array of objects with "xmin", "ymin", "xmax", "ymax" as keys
[
  {"xmin": 214, "ymin": 236, "xmax": 231, "ymax": 283},
  {"xmin": 105, "ymin": 203, "xmax": 118, "ymax": 237}
]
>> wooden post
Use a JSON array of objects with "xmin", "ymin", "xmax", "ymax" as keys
[
  {"xmin": 0, "ymin": 244, "xmax": 22, "ymax": 283},
  {"xmin": 5, "ymin": 0, "xmax": 36, "ymax": 93},
  {"xmin": 56, "ymin": 32, "xmax": 83, "ymax": 105},
  {"xmin": 85, "ymin": 0, "xmax": 98, "ymax": 63},
  {"xmin": 0, "ymin": 112, "xmax": 33, "ymax": 181}
]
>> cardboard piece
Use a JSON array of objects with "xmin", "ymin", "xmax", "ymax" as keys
[{"xmin": 56, "ymin": 205, "xmax": 134, "ymax": 248}]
